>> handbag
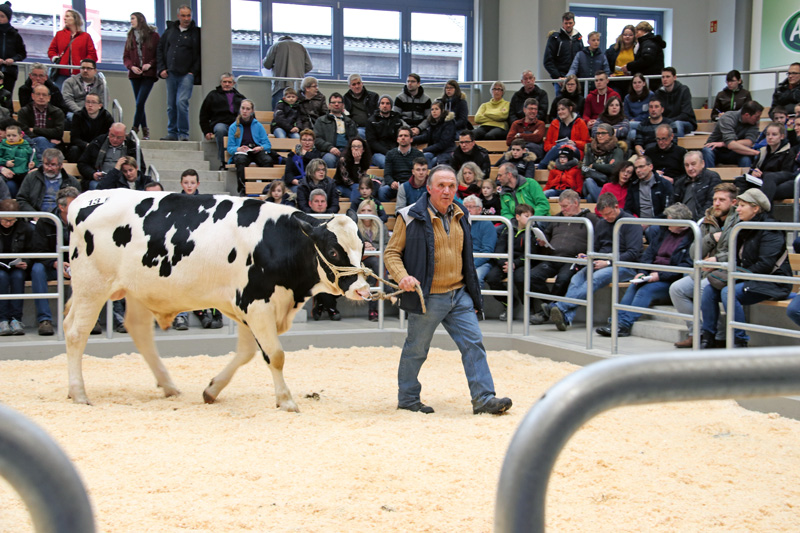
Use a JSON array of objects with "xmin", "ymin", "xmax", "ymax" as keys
[
  {"xmin": 707, "ymin": 250, "xmax": 788, "ymax": 291},
  {"xmin": 49, "ymin": 33, "xmax": 78, "ymax": 81}
]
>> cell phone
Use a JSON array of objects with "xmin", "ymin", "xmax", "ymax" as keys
[{"xmin": 789, "ymin": 114, "xmax": 797, "ymax": 119}]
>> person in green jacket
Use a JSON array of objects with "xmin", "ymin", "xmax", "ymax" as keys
[
  {"xmin": 497, "ymin": 162, "xmax": 549, "ymax": 220},
  {"xmin": 0, "ymin": 124, "xmax": 34, "ymax": 197}
]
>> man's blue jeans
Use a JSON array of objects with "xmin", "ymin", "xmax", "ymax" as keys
[
  {"xmin": 371, "ymin": 153, "xmax": 386, "ymax": 169},
  {"xmin": 165, "ymin": 72, "xmax": 194, "ymax": 138},
  {"xmin": 551, "ymin": 265, "xmax": 637, "ymax": 325},
  {"xmin": 212, "ymin": 122, "xmax": 230, "ymax": 166},
  {"xmin": 701, "ymin": 282, "xmax": 770, "ymax": 343},
  {"xmin": 31, "ymin": 262, "xmax": 57, "ymax": 323},
  {"xmin": 617, "ymin": 280, "xmax": 671, "ymax": 328},
  {"xmin": 672, "ymin": 120, "xmax": 694, "ymax": 138},
  {"xmin": 398, "ymin": 287, "xmax": 496, "ymax": 410},
  {"xmin": 30, "ymin": 137, "xmax": 56, "ymax": 163},
  {"xmin": 787, "ymin": 294, "xmax": 800, "ymax": 327},
  {"xmin": 0, "ymin": 267, "xmax": 26, "ymax": 321}
]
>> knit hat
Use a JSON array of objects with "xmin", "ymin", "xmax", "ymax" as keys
[
  {"xmin": 558, "ymin": 146, "xmax": 575, "ymax": 159},
  {"xmin": 379, "ymin": 94, "xmax": 393, "ymax": 105},
  {"xmin": 0, "ymin": 2, "xmax": 11, "ymax": 19},
  {"xmin": 737, "ymin": 188, "xmax": 770, "ymax": 212}
]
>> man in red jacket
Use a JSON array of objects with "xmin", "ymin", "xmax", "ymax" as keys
[
  {"xmin": 582, "ymin": 71, "xmax": 620, "ymax": 129},
  {"xmin": 506, "ymin": 98, "xmax": 546, "ymax": 160}
]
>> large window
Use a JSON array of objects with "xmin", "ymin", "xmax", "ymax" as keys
[{"xmin": 571, "ymin": 6, "xmax": 663, "ymax": 52}]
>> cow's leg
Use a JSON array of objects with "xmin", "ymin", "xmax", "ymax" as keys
[
  {"xmin": 203, "ymin": 325, "xmax": 259, "ymax": 404},
  {"xmin": 249, "ymin": 319, "xmax": 299, "ymax": 412},
  {"xmin": 126, "ymin": 297, "xmax": 180, "ymax": 398},
  {"xmin": 64, "ymin": 297, "xmax": 106, "ymax": 405}
]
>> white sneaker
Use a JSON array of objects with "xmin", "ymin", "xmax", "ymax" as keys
[
  {"xmin": 9, "ymin": 319, "xmax": 24, "ymax": 335},
  {"xmin": 0, "ymin": 320, "xmax": 11, "ymax": 336}
]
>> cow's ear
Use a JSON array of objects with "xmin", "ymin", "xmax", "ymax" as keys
[{"xmin": 294, "ymin": 216, "xmax": 314, "ymax": 237}]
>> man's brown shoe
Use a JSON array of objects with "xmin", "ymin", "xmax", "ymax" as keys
[
  {"xmin": 38, "ymin": 320, "xmax": 54, "ymax": 336},
  {"xmin": 674, "ymin": 336, "xmax": 693, "ymax": 349}
]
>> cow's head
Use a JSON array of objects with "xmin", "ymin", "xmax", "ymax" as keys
[{"xmin": 297, "ymin": 214, "xmax": 371, "ymax": 300}]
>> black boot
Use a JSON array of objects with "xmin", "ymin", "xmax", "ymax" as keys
[{"xmin": 700, "ymin": 331, "xmax": 716, "ymax": 350}]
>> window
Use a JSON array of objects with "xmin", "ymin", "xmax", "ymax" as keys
[
  {"xmin": 571, "ymin": 6, "xmax": 663, "ymax": 52},
  {"xmin": 344, "ymin": 8, "xmax": 400, "ymax": 79},
  {"xmin": 14, "ymin": 1, "xmax": 74, "ymax": 63},
  {"xmin": 410, "ymin": 12, "xmax": 466, "ymax": 82},
  {"xmin": 270, "ymin": 3, "xmax": 332, "ymax": 77},
  {"xmin": 231, "ymin": 0, "xmax": 263, "ymax": 72},
  {"xmin": 84, "ymin": 2, "xmax": 158, "ymax": 65}
]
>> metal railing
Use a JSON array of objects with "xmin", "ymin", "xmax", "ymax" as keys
[
  {"xmin": 148, "ymin": 164, "xmax": 160, "ymax": 183},
  {"xmin": 96, "ymin": 71, "xmax": 109, "ymax": 111},
  {"xmin": 522, "ymin": 215, "xmax": 597, "ymax": 348},
  {"xmin": 793, "ymin": 173, "xmax": 800, "ymax": 242},
  {"xmin": 609, "ymin": 218, "xmax": 703, "ymax": 353},
  {"xmin": 494, "ymin": 346, "xmax": 800, "ymax": 533},
  {"xmin": 111, "ymin": 98, "xmax": 123, "ymax": 123},
  {"xmin": 129, "ymin": 129, "xmax": 141, "ymax": 171}
]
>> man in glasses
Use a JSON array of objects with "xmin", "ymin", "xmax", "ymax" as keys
[
  {"xmin": 450, "ymin": 130, "xmax": 491, "ymax": 177},
  {"xmin": 62, "ymin": 58, "xmax": 105, "ymax": 124},
  {"xmin": 645, "ymin": 124, "xmax": 687, "ymax": 182},
  {"xmin": 772, "ymin": 63, "xmax": 800, "ymax": 109}
]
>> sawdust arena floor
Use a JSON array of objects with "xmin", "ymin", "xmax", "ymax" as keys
[{"xmin": 1, "ymin": 347, "xmax": 800, "ymax": 532}]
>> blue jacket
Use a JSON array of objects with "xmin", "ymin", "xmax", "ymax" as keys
[
  {"xmin": 471, "ymin": 220, "xmax": 497, "ymax": 269},
  {"xmin": 567, "ymin": 46, "xmax": 610, "ymax": 79},
  {"xmin": 623, "ymin": 91, "xmax": 654, "ymax": 122},
  {"xmin": 394, "ymin": 193, "xmax": 483, "ymax": 314},
  {"xmin": 227, "ymin": 119, "xmax": 271, "ymax": 163}
]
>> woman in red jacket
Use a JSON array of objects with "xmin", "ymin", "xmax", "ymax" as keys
[
  {"xmin": 47, "ymin": 9, "xmax": 97, "ymax": 89},
  {"xmin": 540, "ymin": 98, "xmax": 590, "ymax": 169},
  {"xmin": 123, "ymin": 12, "xmax": 160, "ymax": 140}
]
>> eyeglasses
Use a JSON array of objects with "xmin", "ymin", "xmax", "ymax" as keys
[
  {"xmin": 789, "ymin": 71, "xmax": 800, "ymax": 76},
  {"xmin": 655, "ymin": 137, "xmax": 670, "ymax": 141},
  {"xmin": 80, "ymin": 66, "xmax": 95, "ymax": 71},
  {"xmin": 596, "ymin": 131, "xmax": 610, "ymax": 136},
  {"xmin": 491, "ymin": 87, "xmax": 504, "ymax": 91},
  {"xmin": 458, "ymin": 140, "xmax": 473, "ymax": 144}
]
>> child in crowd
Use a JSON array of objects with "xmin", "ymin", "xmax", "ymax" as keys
[
  {"xmin": 479, "ymin": 178, "xmax": 501, "ymax": 217},
  {"xmin": 180, "ymin": 169, "xmax": 199, "ymax": 195},
  {"xmin": 271, "ymin": 87, "xmax": 301, "ymax": 139},
  {"xmin": 0, "ymin": 125, "xmax": 34, "ymax": 198},
  {"xmin": 544, "ymin": 147, "xmax": 583, "ymax": 198},
  {"xmin": 356, "ymin": 199, "xmax": 389, "ymax": 322},
  {"xmin": 457, "ymin": 161, "xmax": 482, "ymax": 199},
  {"xmin": 754, "ymin": 106, "xmax": 787, "ymax": 150},
  {"xmin": 263, "ymin": 179, "xmax": 296, "ymax": 207},
  {"xmin": 349, "ymin": 176, "xmax": 387, "ymax": 222}
]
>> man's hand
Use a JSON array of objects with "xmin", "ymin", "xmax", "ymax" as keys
[
  {"xmin": 159, "ymin": 70, "xmax": 168, "ymax": 79},
  {"xmin": 205, "ymin": 133, "xmax": 214, "ymax": 141},
  {"xmin": 502, "ymin": 261, "xmax": 511, "ymax": 274},
  {"xmin": 330, "ymin": 147, "xmax": 341, "ymax": 157},
  {"xmin": 593, "ymin": 259, "xmax": 610, "ymax": 269},
  {"xmin": 93, "ymin": 171, "xmax": 104, "ymax": 180},
  {"xmin": 702, "ymin": 255, "xmax": 718, "ymax": 272},
  {"xmin": 704, "ymin": 141, "xmax": 725, "ymax": 150},
  {"xmin": 411, "ymin": 127, "xmax": 420, "ymax": 136},
  {"xmin": 399, "ymin": 275, "xmax": 420, "ymax": 292},
  {"xmin": 391, "ymin": 181, "xmax": 399, "ymax": 190}
]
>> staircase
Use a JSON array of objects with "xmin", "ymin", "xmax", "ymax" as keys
[
  {"xmin": 141, "ymin": 140, "xmax": 231, "ymax": 194},
  {"xmin": 629, "ymin": 304, "xmax": 691, "ymax": 344}
]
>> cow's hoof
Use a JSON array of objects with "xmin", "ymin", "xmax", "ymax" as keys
[
  {"xmin": 279, "ymin": 400, "xmax": 300, "ymax": 413},
  {"xmin": 203, "ymin": 389, "xmax": 217, "ymax": 404},
  {"xmin": 69, "ymin": 394, "xmax": 92, "ymax": 406},
  {"xmin": 163, "ymin": 386, "xmax": 180, "ymax": 398}
]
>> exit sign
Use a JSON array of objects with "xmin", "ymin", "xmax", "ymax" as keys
[{"xmin": 710, "ymin": 20, "xmax": 718, "ymax": 33}]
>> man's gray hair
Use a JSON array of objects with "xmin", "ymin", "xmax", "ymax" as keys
[
  {"xmin": 559, "ymin": 189, "xmax": 580, "ymax": 204},
  {"xmin": 348, "ymin": 73, "xmax": 362, "ymax": 84},
  {"xmin": 177, "ymin": 4, "xmax": 192, "ymax": 12},
  {"xmin": 309, "ymin": 188, "xmax": 327, "ymax": 202},
  {"xmin": 42, "ymin": 148, "xmax": 64, "ymax": 165},
  {"xmin": 57, "ymin": 187, "xmax": 80, "ymax": 205},
  {"xmin": 655, "ymin": 123, "xmax": 673, "ymax": 137},
  {"xmin": 463, "ymin": 195, "xmax": 483, "ymax": 208},
  {"xmin": 31, "ymin": 62, "xmax": 46, "ymax": 72},
  {"xmin": 684, "ymin": 150, "xmax": 703, "ymax": 164},
  {"xmin": 663, "ymin": 202, "xmax": 693, "ymax": 221},
  {"xmin": 500, "ymin": 162, "xmax": 519, "ymax": 179},
  {"xmin": 220, "ymin": 72, "xmax": 234, "ymax": 81},
  {"xmin": 596, "ymin": 192, "xmax": 619, "ymax": 210},
  {"xmin": 302, "ymin": 76, "xmax": 318, "ymax": 90}
]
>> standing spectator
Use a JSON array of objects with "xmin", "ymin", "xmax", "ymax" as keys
[
  {"xmin": 624, "ymin": 73, "xmax": 654, "ymax": 142},
  {"xmin": 296, "ymin": 158, "xmax": 338, "ymax": 214},
  {"xmin": 262, "ymin": 35, "xmax": 312, "ymax": 111},
  {"xmin": 496, "ymin": 138, "xmax": 537, "ymax": 178},
  {"xmin": 656, "ymin": 67, "xmax": 697, "ymax": 137},
  {"xmin": 313, "ymin": 92, "xmax": 358, "ymax": 169},
  {"xmin": 123, "ymin": 12, "xmax": 160, "ymax": 140},
  {"xmin": 606, "ymin": 25, "xmax": 636, "ymax": 94},
  {"xmin": 456, "ymin": 161, "xmax": 482, "ymax": 199},
  {"xmin": 474, "ymin": 81, "xmax": 510, "ymax": 140},
  {"xmin": 412, "ymin": 100, "xmax": 456, "ymax": 166},
  {"xmin": 17, "ymin": 85, "xmax": 65, "ymax": 159},
  {"xmin": 96, "ymin": 156, "xmax": 152, "ymax": 190},
  {"xmin": 394, "ymin": 73, "xmax": 431, "ymax": 130},
  {"xmin": 343, "ymin": 74, "xmax": 378, "ymax": 138},
  {"xmin": 366, "ymin": 95, "xmax": 407, "ymax": 168},
  {"xmin": 396, "ymin": 157, "xmax": 428, "ymax": 210},
  {"xmin": 567, "ymin": 32, "xmax": 610, "ymax": 84},
  {"xmin": 78, "ymin": 123, "xmax": 146, "ymax": 191},
  {"xmin": 227, "ymin": 99, "xmax": 272, "ymax": 196},
  {"xmin": 672, "ymin": 151, "xmax": 722, "ymax": 220},
  {"xmin": 68, "ymin": 91, "xmax": 113, "ymax": 163},
  {"xmin": 701, "ymin": 100, "xmax": 763, "ymax": 169},
  {"xmin": 622, "ymin": 21, "xmax": 666, "ymax": 91},
  {"xmin": 333, "ymin": 137, "xmax": 371, "ymax": 203},
  {"xmin": 283, "ymin": 129, "xmax": 322, "ymax": 191},
  {"xmin": 506, "ymin": 98, "xmax": 546, "ymax": 159},
  {"xmin": 296, "ymin": 76, "xmax": 327, "ymax": 130},
  {"xmin": 18, "ymin": 63, "xmax": 68, "ymax": 113},
  {"xmin": 271, "ymin": 87, "xmax": 301, "ymax": 139},
  {"xmin": 543, "ymin": 11, "xmax": 584, "ymax": 98},
  {"xmin": 0, "ymin": 123, "xmax": 31, "ymax": 197},
  {"xmin": 771, "ymin": 63, "xmax": 800, "ymax": 109},
  {"xmin": 592, "ymin": 95, "xmax": 629, "ymax": 140},
  {"xmin": 541, "ymin": 98, "xmax": 591, "ymax": 168},
  {"xmin": 634, "ymin": 97, "xmax": 673, "ymax": 156},
  {"xmin": 157, "ymin": 4, "xmax": 201, "ymax": 142},
  {"xmin": 463, "ymin": 195, "xmax": 497, "ymax": 289},
  {"xmin": 645, "ymin": 124, "xmax": 687, "ymax": 181},
  {"xmin": 0, "ymin": 198, "xmax": 32, "ymax": 335},
  {"xmin": 711, "ymin": 70, "xmax": 752, "ymax": 121},
  {"xmin": 47, "ymin": 9, "xmax": 97, "ymax": 89},
  {"xmin": 199, "ymin": 72, "xmax": 245, "ymax": 169},
  {"xmin": 581, "ymin": 123, "xmax": 624, "ymax": 201},
  {"xmin": 61, "ymin": 58, "xmax": 105, "ymax": 125},
  {"xmin": 16, "ymin": 149, "xmax": 80, "ymax": 213},
  {"xmin": 451, "ymin": 130, "xmax": 491, "ymax": 176},
  {"xmin": 438, "ymin": 79, "xmax": 471, "ymax": 132},
  {"xmin": 497, "ymin": 162, "xmax": 549, "ymax": 219},
  {"xmin": 379, "ymin": 127, "xmax": 423, "ymax": 202},
  {"xmin": 582, "ymin": 71, "xmax": 620, "ymax": 129},
  {"xmin": 509, "ymin": 70, "xmax": 548, "ymax": 123},
  {"xmin": 549, "ymin": 74, "xmax": 584, "ymax": 120},
  {"xmin": 0, "ymin": 2, "xmax": 25, "ymax": 101},
  {"xmin": 544, "ymin": 146, "xmax": 583, "ymax": 198}
]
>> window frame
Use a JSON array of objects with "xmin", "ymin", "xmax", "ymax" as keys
[{"xmin": 570, "ymin": 6, "xmax": 664, "ymax": 52}]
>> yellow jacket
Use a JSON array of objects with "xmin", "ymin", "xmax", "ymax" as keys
[{"xmin": 475, "ymin": 98, "xmax": 510, "ymax": 130}]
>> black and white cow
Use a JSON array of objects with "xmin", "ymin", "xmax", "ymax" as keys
[{"xmin": 64, "ymin": 190, "xmax": 371, "ymax": 409}]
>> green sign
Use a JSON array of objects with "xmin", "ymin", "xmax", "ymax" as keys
[
  {"xmin": 783, "ymin": 11, "xmax": 800, "ymax": 52},
  {"xmin": 760, "ymin": 0, "xmax": 800, "ymax": 68}
]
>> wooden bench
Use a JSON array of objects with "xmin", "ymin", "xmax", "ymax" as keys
[
  {"xmin": 63, "ymin": 163, "xmax": 79, "ymax": 176},
  {"xmin": 677, "ymin": 135, "xmax": 708, "ymax": 150},
  {"xmin": 757, "ymin": 253, "xmax": 800, "ymax": 308}
]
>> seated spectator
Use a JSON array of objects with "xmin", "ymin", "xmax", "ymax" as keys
[
  {"xmin": 656, "ymin": 67, "xmax": 697, "ymax": 137},
  {"xmin": 496, "ymin": 138, "xmax": 537, "ymax": 179},
  {"xmin": 29, "ymin": 187, "xmax": 81, "ymax": 336},
  {"xmin": 366, "ymin": 95, "xmax": 407, "ymax": 169},
  {"xmin": 581, "ymin": 123, "xmax": 624, "ymax": 201},
  {"xmin": 0, "ymin": 72, "xmax": 11, "ymax": 116},
  {"xmin": 314, "ymin": 92, "xmax": 358, "ymax": 169},
  {"xmin": 645, "ymin": 124, "xmax": 687, "ymax": 182},
  {"xmin": 457, "ymin": 161, "xmax": 482, "ymax": 199},
  {"xmin": 283, "ymin": 129, "xmax": 322, "ymax": 191},
  {"xmin": 378, "ymin": 127, "xmax": 423, "ymax": 202},
  {"xmin": 734, "ymin": 122, "xmax": 795, "ymax": 203},
  {"xmin": 396, "ymin": 157, "xmax": 428, "ymax": 210},
  {"xmin": 463, "ymin": 195, "xmax": 497, "ymax": 289},
  {"xmin": 568, "ymin": 32, "xmax": 610, "ymax": 88},
  {"xmin": 701, "ymin": 100, "xmax": 763, "ymax": 169},
  {"xmin": 263, "ymin": 180, "xmax": 296, "ymax": 207},
  {"xmin": 413, "ymin": 101, "xmax": 456, "ymax": 166},
  {"xmin": 771, "ymin": 62, "xmax": 800, "ymax": 109},
  {"xmin": 297, "ymin": 159, "xmax": 338, "ymax": 214},
  {"xmin": 144, "ymin": 181, "xmax": 164, "ymax": 192},
  {"xmin": 343, "ymin": 74, "xmax": 379, "ymax": 138},
  {"xmin": 0, "ymin": 124, "xmax": 33, "ymax": 198},
  {"xmin": 18, "ymin": 63, "xmax": 68, "ymax": 114},
  {"xmin": 474, "ymin": 81, "xmax": 510, "ymax": 140},
  {"xmin": 18, "ymin": 85, "xmax": 65, "ymax": 161},
  {"xmin": 700, "ymin": 189, "xmax": 792, "ymax": 349},
  {"xmin": 549, "ymin": 75, "xmax": 584, "ymax": 120},
  {"xmin": 271, "ymin": 87, "xmax": 301, "ymax": 139},
  {"xmin": 17, "ymin": 149, "xmax": 80, "ymax": 212},
  {"xmin": 356, "ymin": 198, "xmax": 389, "ymax": 321},
  {"xmin": 541, "ymin": 98, "xmax": 591, "ymax": 168},
  {"xmin": 625, "ymin": 155, "xmax": 674, "ymax": 242},
  {"xmin": 78, "ymin": 122, "xmax": 145, "ymax": 191},
  {"xmin": 451, "ymin": 130, "xmax": 491, "ymax": 176},
  {"xmin": 711, "ymin": 69, "xmax": 752, "ymax": 121},
  {"xmin": 61, "ymin": 58, "xmax": 105, "ymax": 124},
  {"xmin": 0, "ymin": 198, "xmax": 33, "ymax": 336},
  {"xmin": 592, "ymin": 95, "xmax": 629, "ymax": 140},
  {"xmin": 479, "ymin": 178, "xmax": 501, "ymax": 216},
  {"xmin": 506, "ymin": 98, "xmax": 546, "ymax": 160},
  {"xmin": 486, "ymin": 203, "xmax": 534, "ymax": 319},
  {"xmin": 227, "ymin": 99, "xmax": 273, "ymax": 196},
  {"xmin": 297, "ymin": 76, "xmax": 327, "ymax": 130},
  {"xmin": 334, "ymin": 137, "xmax": 371, "ymax": 203},
  {"xmin": 96, "ymin": 156, "xmax": 152, "ymax": 190},
  {"xmin": 546, "ymin": 192, "xmax": 642, "ymax": 331},
  {"xmin": 624, "ymin": 73, "xmax": 654, "ymax": 141},
  {"xmin": 672, "ymin": 151, "xmax": 722, "ymax": 220},
  {"xmin": 68, "ymin": 93, "xmax": 113, "ymax": 163},
  {"xmin": 529, "ymin": 190, "xmax": 598, "ymax": 325},
  {"xmin": 349, "ymin": 176, "xmax": 387, "ymax": 223},
  {"xmin": 509, "ymin": 70, "xmax": 549, "ymax": 123},
  {"xmin": 595, "ymin": 161, "xmax": 634, "ymax": 212},
  {"xmin": 544, "ymin": 146, "xmax": 583, "ymax": 198},
  {"xmin": 497, "ymin": 162, "xmax": 549, "ymax": 219},
  {"xmin": 309, "ymin": 189, "xmax": 341, "ymax": 321},
  {"xmin": 634, "ymin": 97, "xmax": 672, "ymax": 157},
  {"xmin": 596, "ymin": 203, "xmax": 695, "ymax": 337},
  {"xmin": 199, "ymin": 72, "xmax": 245, "ymax": 169},
  {"xmin": 582, "ymin": 71, "xmax": 620, "ymax": 129},
  {"xmin": 438, "ymin": 80, "xmax": 471, "ymax": 132},
  {"xmin": 393, "ymin": 73, "xmax": 430, "ymax": 131},
  {"xmin": 787, "ymin": 103, "xmax": 800, "ymax": 147},
  {"xmin": 753, "ymin": 106, "xmax": 788, "ymax": 150}
]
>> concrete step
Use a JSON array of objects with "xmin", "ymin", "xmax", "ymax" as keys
[
  {"xmin": 157, "ymin": 179, "xmax": 229, "ymax": 193},
  {"xmin": 142, "ymin": 150, "xmax": 207, "ymax": 162},
  {"xmin": 140, "ymin": 140, "xmax": 203, "ymax": 151},
  {"xmin": 631, "ymin": 320, "xmax": 686, "ymax": 343},
  {"xmin": 148, "ymin": 160, "xmax": 211, "ymax": 172},
  {"xmin": 156, "ymin": 169, "xmax": 226, "ymax": 182},
  {"xmin": 650, "ymin": 304, "xmax": 687, "ymax": 326}
]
